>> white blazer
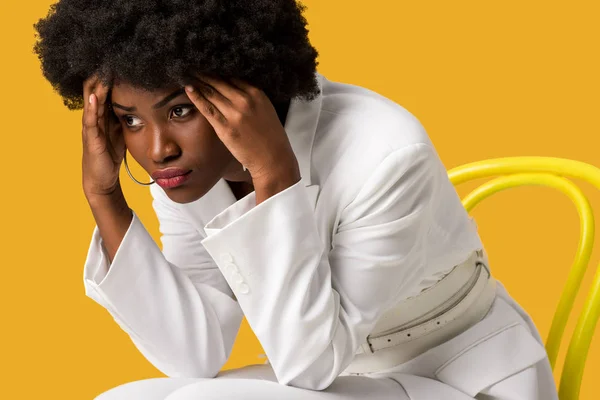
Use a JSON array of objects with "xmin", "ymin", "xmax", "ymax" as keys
[{"xmin": 83, "ymin": 72, "xmax": 556, "ymax": 398}]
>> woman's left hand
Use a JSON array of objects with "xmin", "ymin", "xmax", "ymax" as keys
[{"xmin": 184, "ymin": 74, "xmax": 301, "ymax": 195}]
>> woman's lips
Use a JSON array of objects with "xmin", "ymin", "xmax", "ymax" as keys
[{"xmin": 154, "ymin": 171, "xmax": 192, "ymax": 189}]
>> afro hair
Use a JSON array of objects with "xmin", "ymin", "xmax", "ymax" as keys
[{"xmin": 33, "ymin": 0, "xmax": 320, "ymax": 110}]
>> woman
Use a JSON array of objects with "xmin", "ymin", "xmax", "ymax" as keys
[{"xmin": 33, "ymin": 1, "xmax": 558, "ymax": 399}]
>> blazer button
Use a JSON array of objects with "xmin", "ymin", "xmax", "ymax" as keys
[
  {"xmin": 232, "ymin": 272, "xmax": 244, "ymax": 284},
  {"xmin": 238, "ymin": 283, "xmax": 250, "ymax": 294},
  {"xmin": 225, "ymin": 263, "xmax": 238, "ymax": 274},
  {"xmin": 221, "ymin": 253, "xmax": 234, "ymax": 264}
]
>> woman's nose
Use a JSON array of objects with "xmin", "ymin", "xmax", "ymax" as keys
[{"xmin": 148, "ymin": 130, "xmax": 181, "ymax": 163}]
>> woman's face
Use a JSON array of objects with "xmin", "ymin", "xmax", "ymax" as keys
[{"xmin": 110, "ymin": 82, "xmax": 244, "ymax": 204}]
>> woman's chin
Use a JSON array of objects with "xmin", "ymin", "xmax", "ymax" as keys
[
  {"xmin": 166, "ymin": 192, "xmax": 200, "ymax": 204},
  {"xmin": 160, "ymin": 179, "xmax": 217, "ymax": 205}
]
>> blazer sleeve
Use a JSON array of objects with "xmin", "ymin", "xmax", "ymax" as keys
[
  {"xmin": 82, "ymin": 183, "xmax": 244, "ymax": 378},
  {"xmin": 199, "ymin": 142, "xmax": 444, "ymax": 390}
]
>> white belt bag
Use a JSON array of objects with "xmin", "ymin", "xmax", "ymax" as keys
[{"xmin": 344, "ymin": 250, "xmax": 496, "ymax": 375}]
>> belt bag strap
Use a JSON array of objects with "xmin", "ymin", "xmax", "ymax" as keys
[{"xmin": 360, "ymin": 251, "xmax": 490, "ymax": 354}]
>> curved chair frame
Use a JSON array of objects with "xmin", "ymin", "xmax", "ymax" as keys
[{"xmin": 448, "ymin": 157, "xmax": 600, "ymax": 400}]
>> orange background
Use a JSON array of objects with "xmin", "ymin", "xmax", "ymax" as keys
[{"xmin": 1, "ymin": 0, "xmax": 598, "ymax": 398}]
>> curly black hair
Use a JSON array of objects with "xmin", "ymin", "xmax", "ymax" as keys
[{"xmin": 33, "ymin": 0, "xmax": 320, "ymax": 110}]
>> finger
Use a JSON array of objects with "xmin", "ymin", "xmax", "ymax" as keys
[
  {"xmin": 228, "ymin": 77, "xmax": 253, "ymax": 92},
  {"xmin": 83, "ymin": 74, "xmax": 105, "ymax": 130},
  {"xmin": 82, "ymin": 75, "xmax": 98, "ymax": 120},
  {"xmin": 83, "ymin": 74, "xmax": 100, "ymax": 99},
  {"xmin": 95, "ymin": 85, "xmax": 111, "ymax": 137},
  {"xmin": 188, "ymin": 78, "xmax": 238, "ymax": 120},
  {"xmin": 95, "ymin": 83, "xmax": 110, "ymax": 119},
  {"xmin": 83, "ymin": 93, "xmax": 103, "ymax": 148},
  {"xmin": 228, "ymin": 77, "xmax": 263, "ymax": 108},
  {"xmin": 195, "ymin": 75, "xmax": 255, "ymax": 115},
  {"xmin": 106, "ymin": 109, "xmax": 124, "ymax": 157},
  {"xmin": 110, "ymin": 127, "xmax": 126, "ymax": 162},
  {"xmin": 194, "ymin": 74, "xmax": 240, "ymax": 101},
  {"xmin": 224, "ymin": 77, "xmax": 245, "ymax": 92},
  {"xmin": 98, "ymin": 89, "xmax": 122, "ymax": 159},
  {"xmin": 185, "ymin": 86, "xmax": 228, "ymax": 126},
  {"xmin": 103, "ymin": 100, "xmax": 110, "ymax": 148}
]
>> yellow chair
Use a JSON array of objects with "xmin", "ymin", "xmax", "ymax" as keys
[{"xmin": 448, "ymin": 157, "xmax": 600, "ymax": 400}]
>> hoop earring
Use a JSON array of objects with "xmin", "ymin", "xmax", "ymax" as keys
[{"xmin": 124, "ymin": 151, "xmax": 155, "ymax": 186}]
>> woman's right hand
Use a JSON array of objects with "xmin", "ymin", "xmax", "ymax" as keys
[{"xmin": 81, "ymin": 74, "xmax": 126, "ymax": 199}]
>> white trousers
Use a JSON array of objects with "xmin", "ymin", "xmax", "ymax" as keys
[
  {"xmin": 95, "ymin": 363, "xmax": 546, "ymax": 400},
  {"xmin": 95, "ymin": 283, "xmax": 557, "ymax": 400}
]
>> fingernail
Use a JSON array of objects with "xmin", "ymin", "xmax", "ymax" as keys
[
  {"xmin": 185, "ymin": 86, "xmax": 194, "ymax": 92},
  {"xmin": 89, "ymin": 94, "xmax": 94, "ymax": 104}
]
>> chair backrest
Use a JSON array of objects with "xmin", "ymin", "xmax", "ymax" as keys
[{"xmin": 447, "ymin": 157, "xmax": 600, "ymax": 400}]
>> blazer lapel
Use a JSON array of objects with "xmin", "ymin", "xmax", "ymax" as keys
[
  {"xmin": 304, "ymin": 184, "xmax": 320, "ymax": 210},
  {"xmin": 282, "ymin": 71, "xmax": 324, "ymax": 210},
  {"xmin": 284, "ymin": 72, "xmax": 324, "ymax": 189}
]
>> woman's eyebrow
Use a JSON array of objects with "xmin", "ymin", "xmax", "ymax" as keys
[{"xmin": 111, "ymin": 88, "xmax": 186, "ymax": 112}]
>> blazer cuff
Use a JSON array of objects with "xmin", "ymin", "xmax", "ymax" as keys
[
  {"xmin": 82, "ymin": 210, "xmax": 153, "ymax": 304},
  {"xmin": 82, "ymin": 225, "xmax": 110, "ymax": 287},
  {"xmin": 200, "ymin": 179, "xmax": 318, "ymax": 311},
  {"xmin": 203, "ymin": 191, "xmax": 257, "ymax": 237}
]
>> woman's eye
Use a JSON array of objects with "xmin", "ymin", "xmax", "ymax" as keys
[
  {"xmin": 119, "ymin": 105, "xmax": 193, "ymax": 129},
  {"xmin": 170, "ymin": 105, "xmax": 194, "ymax": 119},
  {"xmin": 123, "ymin": 115, "xmax": 142, "ymax": 127}
]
